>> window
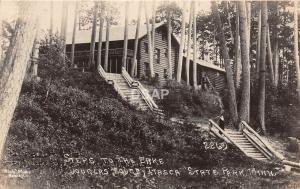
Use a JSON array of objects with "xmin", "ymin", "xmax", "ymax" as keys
[
  {"xmin": 155, "ymin": 73, "xmax": 159, "ymax": 78},
  {"xmin": 144, "ymin": 42, "xmax": 149, "ymax": 53},
  {"xmin": 163, "ymin": 48, "xmax": 168, "ymax": 58},
  {"xmin": 162, "ymin": 33, "xmax": 167, "ymax": 41},
  {"xmin": 164, "ymin": 69, "xmax": 168, "ymax": 79},
  {"xmin": 144, "ymin": 62, "xmax": 150, "ymax": 77},
  {"xmin": 154, "ymin": 48, "xmax": 160, "ymax": 64}
]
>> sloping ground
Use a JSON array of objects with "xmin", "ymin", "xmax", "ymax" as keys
[{"xmin": 0, "ymin": 67, "xmax": 298, "ymax": 188}]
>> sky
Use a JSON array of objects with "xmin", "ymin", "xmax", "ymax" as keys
[{"xmin": 0, "ymin": 0, "xmax": 212, "ymax": 36}]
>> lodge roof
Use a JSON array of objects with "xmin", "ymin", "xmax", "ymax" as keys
[
  {"xmin": 66, "ymin": 22, "xmax": 165, "ymax": 44},
  {"xmin": 182, "ymin": 54, "xmax": 226, "ymax": 72}
]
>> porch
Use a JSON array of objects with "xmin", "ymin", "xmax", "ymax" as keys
[{"xmin": 67, "ymin": 48, "xmax": 134, "ymax": 73}]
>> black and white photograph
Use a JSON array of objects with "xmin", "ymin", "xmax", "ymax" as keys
[{"xmin": 0, "ymin": 0, "xmax": 299, "ymax": 188}]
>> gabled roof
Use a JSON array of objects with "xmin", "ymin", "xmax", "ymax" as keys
[
  {"xmin": 183, "ymin": 54, "xmax": 226, "ymax": 72},
  {"xmin": 66, "ymin": 22, "xmax": 165, "ymax": 44}
]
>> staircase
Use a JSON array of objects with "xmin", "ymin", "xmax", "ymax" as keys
[
  {"xmin": 106, "ymin": 73, "xmax": 149, "ymax": 111},
  {"xmin": 209, "ymin": 120, "xmax": 300, "ymax": 172},
  {"xmin": 225, "ymin": 129, "xmax": 269, "ymax": 161},
  {"xmin": 97, "ymin": 65, "xmax": 163, "ymax": 114}
]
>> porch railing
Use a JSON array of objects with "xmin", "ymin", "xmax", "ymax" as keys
[{"xmin": 66, "ymin": 48, "xmax": 134, "ymax": 57}]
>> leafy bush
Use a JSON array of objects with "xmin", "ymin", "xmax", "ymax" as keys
[{"xmin": 160, "ymin": 80, "xmax": 223, "ymax": 118}]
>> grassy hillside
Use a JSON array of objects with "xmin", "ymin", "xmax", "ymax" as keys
[{"xmin": 1, "ymin": 60, "xmax": 296, "ymax": 188}]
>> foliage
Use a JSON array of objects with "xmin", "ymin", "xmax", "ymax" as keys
[
  {"xmin": 78, "ymin": 1, "xmax": 120, "ymax": 30},
  {"xmin": 248, "ymin": 78, "xmax": 300, "ymax": 137},
  {"xmin": 160, "ymin": 80, "xmax": 222, "ymax": 118},
  {"xmin": 156, "ymin": 1, "xmax": 183, "ymax": 34}
]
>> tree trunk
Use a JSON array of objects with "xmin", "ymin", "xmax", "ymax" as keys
[
  {"xmin": 212, "ymin": 1, "xmax": 239, "ymax": 126},
  {"xmin": 273, "ymin": 3, "xmax": 279, "ymax": 88},
  {"xmin": 234, "ymin": 3, "xmax": 242, "ymax": 89},
  {"xmin": 267, "ymin": 24, "xmax": 275, "ymax": 85},
  {"xmin": 131, "ymin": 1, "xmax": 142, "ymax": 77},
  {"xmin": 192, "ymin": 2, "xmax": 197, "ymax": 89},
  {"xmin": 294, "ymin": 0, "xmax": 300, "ymax": 99},
  {"xmin": 122, "ymin": 1, "xmax": 129, "ymax": 69},
  {"xmin": 246, "ymin": 1, "xmax": 251, "ymax": 51},
  {"xmin": 238, "ymin": 0, "xmax": 251, "ymax": 123},
  {"xmin": 104, "ymin": 19, "xmax": 110, "ymax": 72},
  {"xmin": 0, "ymin": 1, "xmax": 38, "ymax": 158},
  {"xmin": 144, "ymin": 2, "xmax": 154, "ymax": 77},
  {"xmin": 0, "ymin": 0, "xmax": 3, "ymax": 63},
  {"xmin": 60, "ymin": 2, "xmax": 69, "ymax": 65},
  {"xmin": 176, "ymin": 3, "xmax": 185, "ymax": 82},
  {"xmin": 30, "ymin": 22, "xmax": 41, "ymax": 79},
  {"xmin": 185, "ymin": 2, "xmax": 193, "ymax": 86},
  {"xmin": 152, "ymin": 1, "xmax": 156, "ymax": 51},
  {"xmin": 89, "ymin": 2, "xmax": 98, "ymax": 70},
  {"xmin": 97, "ymin": 3, "xmax": 104, "ymax": 70},
  {"xmin": 49, "ymin": 0, "xmax": 53, "ymax": 44},
  {"xmin": 71, "ymin": 1, "xmax": 78, "ymax": 68},
  {"xmin": 167, "ymin": 7, "xmax": 172, "ymax": 79},
  {"xmin": 258, "ymin": 1, "xmax": 267, "ymax": 135},
  {"xmin": 226, "ymin": 2, "xmax": 234, "ymax": 43},
  {"xmin": 256, "ymin": 6, "xmax": 261, "ymax": 79}
]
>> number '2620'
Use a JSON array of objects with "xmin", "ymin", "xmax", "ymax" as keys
[{"xmin": 203, "ymin": 142, "xmax": 228, "ymax": 150}]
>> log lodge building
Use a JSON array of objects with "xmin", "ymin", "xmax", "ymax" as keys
[{"xmin": 66, "ymin": 23, "xmax": 226, "ymax": 92}]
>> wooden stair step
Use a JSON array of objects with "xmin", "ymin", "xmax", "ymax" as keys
[
  {"xmin": 236, "ymin": 142, "xmax": 253, "ymax": 145},
  {"xmin": 254, "ymin": 157, "xmax": 268, "ymax": 161},
  {"xmin": 244, "ymin": 149, "xmax": 261, "ymax": 153},
  {"xmin": 237, "ymin": 145, "xmax": 254, "ymax": 148},
  {"xmin": 228, "ymin": 135, "xmax": 244, "ymax": 138}
]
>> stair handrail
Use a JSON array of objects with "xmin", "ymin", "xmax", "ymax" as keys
[
  {"xmin": 98, "ymin": 65, "xmax": 126, "ymax": 99},
  {"xmin": 242, "ymin": 129, "xmax": 274, "ymax": 160},
  {"xmin": 97, "ymin": 65, "xmax": 109, "ymax": 82},
  {"xmin": 122, "ymin": 67, "xmax": 139, "ymax": 87},
  {"xmin": 240, "ymin": 121, "xmax": 285, "ymax": 161},
  {"xmin": 209, "ymin": 120, "xmax": 237, "ymax": 144},
  {"xmin": 121, "ymin": 67, "xmax": 161, "ymax": 112},
  {"xmin": 208, "ymin": 119, "xmax": 254, "ymax": 156}
]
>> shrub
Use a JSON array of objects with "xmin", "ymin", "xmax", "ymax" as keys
[{"xmin": 161, "ymin": 80, "xmax": 223, "ymax": 118}]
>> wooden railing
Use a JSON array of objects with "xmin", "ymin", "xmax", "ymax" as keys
[
  {"xmin": 240, "ymin": 121, "xmax": 285, "ymax": 161},
  {"xmin": 97, "ymin": 65, "xmax": 108, "ymax": 81},
  {"xmin": 66, "ymin": 48, "xmax": 134, "ymax": 57},
  {"xmin": 98, "ymin": 65, "xmax": 125, "ymax": 99},
  {"xmin": 209, "ymin": 120, "xmax": 235, "ymax": 144},
  {"xmin": 121, "ymin": 67, "xmax": 163, "ymax": 114},
  {"xmin": 122, "ymin": 67, "xmax": 139, "ymax": 87},
  {"xmin": 209, "ymin": 119, "xmax": 273, "ymax": 159}
]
